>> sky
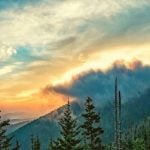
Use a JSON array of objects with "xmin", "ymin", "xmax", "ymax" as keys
[{"xmin": 0, "ymin": 0, "xmax": 150, "ymax": 121}]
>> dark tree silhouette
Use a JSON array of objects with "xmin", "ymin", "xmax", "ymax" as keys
[
  {"xmin": 0, "ymin": 111, "xmax": 12, "ymax": 150},
  {"xmin": 50, "ymin": 100, "xmax": 81, "ymax": 150},
  {"xmin": 31, "ymin": 135, "xmax": 41, "ymax": 150},
  {"xmin": 81, "ymin": 97, "xmax": 104, "ymax": 150},
  {"xmin": 12, "ymin": 140, "xmax": 21, "ymax": 150}
]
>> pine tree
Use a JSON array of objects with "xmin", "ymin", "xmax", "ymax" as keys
[
  {"xmin": 49, "ymin": 139, "xmax": 61, "ymax": 150},
  {"xmin": 0, "ymin": 111, "xmax": 12, "ymax": 150},
  {"xmin": 3, "ymin": 137, "xmax": 12, "ymax": 150},
  {"xmin": 12, "ymin": 140, "xmax": 20, "ymax": 150},
  {"xmin": 31, "ymin": 134, "xmax": 34, "ymax": 150},
  {"xmin": 123, "ymin": 134, "xmax": 133, "ymax": 150},
  {"xmin": 50, "ymin": 100, "xmax": 81, "ymax": 150},
  {"xmin": 81, "ymin": 97, "xmax": 104, "ymax": 150},
  {"xmin": 35, "ymin": 136, "xmax": 40, "ymax": 150},
  {"xmin": 114, "ymin": 78, "xmax": 122, "ymax": 150},
  {"xmin": 105, "ymin": 143, "xmax": 113, "ymax": 150},
  {"xmin": 122, "ymin": 118, "xmax": 150, "ymax": 150},
  {"xmin": 133, "ymin": 138, "xmax": 145, "ymax": 150},
  {"xmin": 31, "ymin": 135, "xmax": 41, "ymax": 150},
  {"xmin": 48, "ymin": 138, "xmax": 53, "ymax": 150}
]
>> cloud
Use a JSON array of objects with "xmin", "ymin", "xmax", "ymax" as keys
[
  {"xmin": 0, "ymin": 62, "xmax": 23, "ymax": 76},
  {"xmin": 0, "ymin": 0, "xmax": 150, "ymax": 61},
  {"xmin": 0, "ymin": 65, "xmax": 15, "ymax": 76},
  {"xmin": 0, "ymin": 44, "xmax": 16, "ymax": 61},
  {"xmin": 1, "ymin": 0, "xmax": 150, "ymax": 118},
  {"xmin": 0, "ymin": 0, "xmax": 41, "ymax": 10},
  {"xmin": 47, "ymin": 60, "xmax": 150, "ymax": 105}
]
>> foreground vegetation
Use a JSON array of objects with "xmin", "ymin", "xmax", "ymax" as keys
[{"xmin": 0, "ymin": 96, "xmax": 150, "ymax": 150}]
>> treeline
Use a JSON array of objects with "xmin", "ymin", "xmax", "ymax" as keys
[
  {"xmin": 0, "ymin": 98, "xmax": 150, "ymax": 150},
  {"xmin": 49, "ymin": 97, "xmax": 103, "ymax": 150},
  {"xmin": 122, "ymin": 118, "xmax": 150, "ymax": 150},
  {"xmin": 106, "ymin": 118, "xmax": 150, "ymax": 150},
  {"xmin": 0, "ymin": 97, "xmax": 104, "ymax": 150}
]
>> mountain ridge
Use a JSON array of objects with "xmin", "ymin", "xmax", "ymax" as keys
[{"xmin": 10, "ymin": 88, "xmax": 150, "ymax": 150}]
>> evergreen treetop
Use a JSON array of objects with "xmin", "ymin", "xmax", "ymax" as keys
[
  {"xmin": 0, "ymin": 111, "xmax": 12, "ymax": 150},
  {"xmin": 81, "ymin": 97, "xmax": 104, "ymax": 150},
  {"xmin": 50, "ymin": 100, "xmax": 81, "ymax": 150}
]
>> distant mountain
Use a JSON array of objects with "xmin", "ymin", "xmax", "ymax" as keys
[
  {"xmin": 6, "ymin": 121, "xmax": 29, "ymax": 135},
  {"xmin": 10, "ymin": 88, "xmax": 150, "ymax": 150},
  {"xmin": 10, "ymin": 102, "xmax": 83, "ymax": 150},
  {"xmin": 2, "ymin": 112, "xmax": 33, "ymax": 135}
]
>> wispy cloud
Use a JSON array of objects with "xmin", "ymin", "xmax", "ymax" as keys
[
  {"xmin": 0, "ymin": 62, "xmax": 23, "ymax": 76},
  {"xmin": 0, "ymin": 45, "xmax": 16, "ymax": 61},
  {"xmin": 0, "ymin": 0, "xmax": 149, "ymax": 61}
]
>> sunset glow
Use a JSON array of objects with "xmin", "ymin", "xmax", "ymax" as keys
[{"xmin": 0, "ymin": 0, "xmax": 150, "ymax": 120}]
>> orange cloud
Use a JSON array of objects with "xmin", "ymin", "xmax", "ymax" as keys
[{"xmin": 112, "ymin": 59, "xmax": 143, "ymax": 70}]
